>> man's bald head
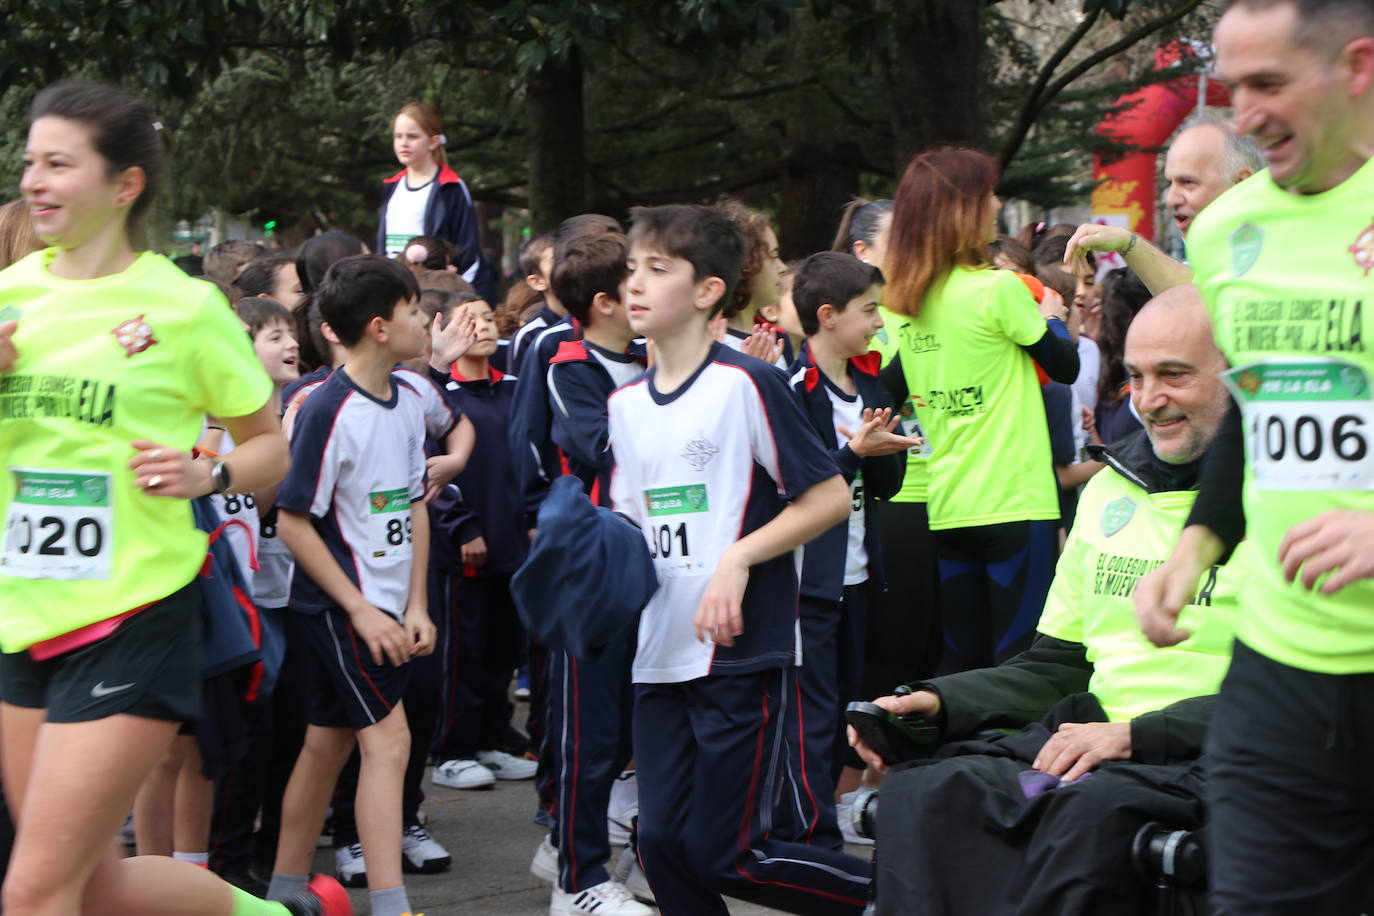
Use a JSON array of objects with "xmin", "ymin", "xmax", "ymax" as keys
[
  {"xmin": 1165, "ymin": 121, "xmax": 1260, "ymax": 237},
  {"xmin": 1124, "ymin": 286, "xmax": 1231, "ymax": 464}
]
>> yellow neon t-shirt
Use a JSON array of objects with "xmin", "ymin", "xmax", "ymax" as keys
[
  {"xmin": 1188, "ymin": 158, "xmax": 1374, "ymax": 674},
  {"xmin": 0, "ymin": 250, "xmax": 272, "ymax": 652},
  {"xmin": 894, "ymin": 266, "xmax": 1060, "ymax": 530}
]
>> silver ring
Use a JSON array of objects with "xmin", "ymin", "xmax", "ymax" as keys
[{"xmin": 148, "ymin": 475, "xmax": 163, "ymax": 489}]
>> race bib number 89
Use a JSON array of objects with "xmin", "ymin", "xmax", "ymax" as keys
[
  {"xmin": 1224, "ymin": 359, "xmax": 1374, "ymax": 491},
  {"xmin": 1, "ymin": 469, "xmax": 113, "ymax": 580},
  {"xmin": 368, "ymin": 487, "xmax": 412, "ymax": 559}
]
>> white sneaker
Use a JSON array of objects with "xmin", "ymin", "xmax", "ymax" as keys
[
  {"xmin": 334, "ymin": 842, "xmax": 367, "ymax": 887},
  {"xmin": 838, "ymin": 790, "xmax": 875, "ymax": 847},
  {"xmin": 432, "ymin": 758, "xmax": 497, "ymax": 789},
  {"xmin": 475, "ymin": 748, "xmax": 538, "ymax": 780},
  {"xmin": 530, "ymin": 835, "xmax": 559, "ymax": 884},
  {"xmin": 402, "ymin": 824, "xmax": 452, "ymax": 874},
  {"xmin": 607, "ymin": 770, "xmax": 637, "ymax": 847},
  {"xmin": 550, "ymin": 880, "xmax": 653, "ymax": 916},
  {"xmin": 611, "ymin": 846, "xmax": 655, "ymax": 903}
]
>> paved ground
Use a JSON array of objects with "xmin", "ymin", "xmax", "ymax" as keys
[{"xmin": 317, "ymin": 760, "xmax": 873, "ymax": 915}]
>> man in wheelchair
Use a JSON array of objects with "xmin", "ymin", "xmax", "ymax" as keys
[{"xmin": 850, "ymin": 287, "xmax": 1242, "ymax": 916}]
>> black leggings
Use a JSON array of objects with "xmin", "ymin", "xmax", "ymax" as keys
[
  {"xmin": 933, "ymin": 519, "xmax": 1057, "ymax": 675},
  {"xmin": 863, "ymin": 500, "xmax": 942, "ymax": 698}
]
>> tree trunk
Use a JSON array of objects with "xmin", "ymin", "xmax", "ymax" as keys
[
  {"xmin": 881, "ymin": 0, "xmax": 985, "ymax": 171},
  {"xmin": 777, "ymin": 142, "xmax": 861, "ymax": 260},
  {"xmin": 526, "ymin": 48, "xmax": 588, "ymax": 233}
]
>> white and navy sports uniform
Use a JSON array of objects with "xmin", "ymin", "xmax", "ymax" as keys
[
  {"xmin": 276, "ymin": 368, "xmax": 429, "ymax": 729},
  {"xmin": 608, "ymin": 342, "xmax": 872, "ymax": 913}
]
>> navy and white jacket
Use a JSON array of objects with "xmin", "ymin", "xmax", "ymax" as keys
[
  {"xmin": 510, "ymin": 305, "xmax": 560, "ymax": 371},
  {"xmin": 377, "ymin": 164, "xmax": 495, "ymax": 300},
  {"xmin": 427, "ymin": 363, "xmax": 529, "ymax": 578},
  {"xmin": 546, "ymin": 338, "xmax": 647, "ymax": 507},
  {"xmin": 788, "ymin": 343, "xmax": 904, "ymax": 602},
  {"xmin": 507, "ymin": 316, "xmax": 579, "ymax": 522}
]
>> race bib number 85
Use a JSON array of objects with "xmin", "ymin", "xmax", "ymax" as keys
[
  {"xmin": 1224, "ymin": 360, "xmax": 1374, "ymax": 491},
  {"xmin": 2, "ymin": 469, "xmax": 112, "ymax": 580}
]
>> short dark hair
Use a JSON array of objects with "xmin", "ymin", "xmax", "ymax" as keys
[
  {"xmin": 295, "ymin": 230, "xmax": 367, "ymax": 295},
  {"xmin": 1226, "ymin": 0, "xmax": 1374, "ymax": 49},
  {"xmin": 550, "ymin": 232, "xmax": 629, "ymax": 325},
  {"xmin": 204, "ymin": 240, "xmax": 267, "ymax": 287},
  {"xmin": 316, "ymin": 254, "xmax": 420, "ymax": 348},
  {"xmin": 30, "ymin": 83, "xmax": 168, "ymax": 251},
  {"xmin": 627, "ymin": 205, "xmax": 745, "ymax": 317},
  {"xmin": 791, "ymin": 252, "xmax": 884, "ymax": 337},
  {"xmin": 232, "ymin": 255, "xmax": 293, "ymax": 299},
  {"xmin": 234, "ymin": 296, "xmax": 292, "ymax": 339},
  {"xmin": 520, "ymin": 233, "xmax": 554, "ymax": 277}
]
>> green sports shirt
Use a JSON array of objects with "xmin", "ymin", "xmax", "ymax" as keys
[
  {"xmin": 871, "ymin": 304, "xmax": 930, "ymax": 503},
  {"xmin": 1188, "ymin": 157, "xmax": 1374, "ymax": 674},
  {"xmin": 1038, "ymin": 461, "xmax": 1239, "ymax": 721},
  {"xmin": 893, "ymin": 266, "xmax": 1060, "ymax": 530},
  {"xmin": 0, "ymin": 250, "xmax": 272, "ymax": 652}
]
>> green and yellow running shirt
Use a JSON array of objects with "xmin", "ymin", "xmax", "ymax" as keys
[
  {"xmin": 894, "ymin": 266, "xmax": 1059, "ymax": 530},
  {"xmin": 1188, "ymin": 158, "xmax": 1374, "ymax": 674},
  {"xmin": 871, "ymin": 304, "xmax": 931, "ymax": 503},
  {"xmin": 1038, "ymin": 464, "xmax": 1240, "ymax": 721},
  {"xmin": 0, "ymin": 250, "xmax": 272, "ymax": 652}
]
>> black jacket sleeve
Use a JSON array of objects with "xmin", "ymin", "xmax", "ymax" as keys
[
  {"xmin": 907, "ymin": 635, "xmax": 1094, "ymax": 739},
  {"xmin": 1020, "ymin": 319, "xmax": 1080, "ymax": 384},
  {"xmin": 1185, "ymin": 398, "xmax": 1246, "ymax": 558},
  {"xmin": 1130, "ymin": 694, "xmax": 1216, "ymax": 764}
]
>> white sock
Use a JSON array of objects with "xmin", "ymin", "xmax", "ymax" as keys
[{"xmin": 172, "ymin": 851, "xmax": 209, "ymax": 866}]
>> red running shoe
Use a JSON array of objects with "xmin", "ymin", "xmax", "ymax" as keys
[{"xmin": 281, "ymin": 874, "xmax": 354, "ymax": 916}]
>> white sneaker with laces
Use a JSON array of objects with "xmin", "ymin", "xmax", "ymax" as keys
[
  {"xmin": 475, "ymin": 748, "xmax": 538, "ymax": 780},
  {"xmin": 550, "ymin": 879, "xmax": 653, "ymax": 916},
  {"xmin": 838, "ymin": 790, "xmax": 875, "ymax": 847},
  {"xmin": 334, "ymin": 842, "xmax": 367, "ymax": 887},
  {"xmin": 402, "ymin": 824, "xmax": 452, "ymax": 873},
  {"xmin": 432, "ymin": 757, "xmax": 497, "ymax": 789},
  {"xmin": 611, "ymin": 846, "xmax": 655, "ymax": 903},
  {"xmin": 530, "ymin": 835, "xmax": 559, "ymax": 884}
]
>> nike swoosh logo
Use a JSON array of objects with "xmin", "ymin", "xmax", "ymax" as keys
[{"xmin": 90, "ymin": 681, "xmax": 135, "ymax": 698}]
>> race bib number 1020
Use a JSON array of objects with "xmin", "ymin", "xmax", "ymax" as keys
[
  {"xmin": 2, "ymin": 469, "xmax": 113, "ymax": 580},
  {"xmin": 1224, "ymin": 359, "xmax": 1374, "ymax": 491}
]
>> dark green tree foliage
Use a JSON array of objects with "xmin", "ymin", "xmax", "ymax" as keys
[{"xmin": 0, "ymin": 0, "xmax": 1216, "ymax": 255}]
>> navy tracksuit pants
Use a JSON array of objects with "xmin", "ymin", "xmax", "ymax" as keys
[
  {"xmin": 775, "ymin": 585, "xmax": 869, "ymax": 850},
  {"xmin": 432, "ymin": 573, "xmax": 522, "ymax": 761},
  {"xmin": 635, "ymin": 668, "xmax": 872, "ymax": 915},
  {"xmin": 545, "ymin": 628, "xmax": 636, "ymax": 891}
]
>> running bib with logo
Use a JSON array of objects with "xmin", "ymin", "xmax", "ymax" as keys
[
  {"xmin": 1, "ymin": 469, "xmax": 112, "ymax": 580},
  {"xmin": 897, "ymin": 397, "xmax": 933, "ymax": 457},
  {"xmin": 368, "ymin": 487, "xmax": 412, "ymax": 559},
  {"xmin": 643, "ymin": 483, "xmax": 710, "ymax": 578},
  {"xmin": 1224, "ymin": 359, "xmax": 1374, "ymax": 491}
]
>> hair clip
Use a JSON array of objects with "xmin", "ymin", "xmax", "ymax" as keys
[
  {"xmin": 152, "ymin": 121, "xmax": 164, "ymax": 132},
  {"xmin": 438, "ymin": 133, "xmax": 447, "ymax": 145}
]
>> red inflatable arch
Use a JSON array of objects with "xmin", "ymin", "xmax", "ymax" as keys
[{"xmin": 1090, "ymin": 43, "xmax": 1232, "ymax": 246}]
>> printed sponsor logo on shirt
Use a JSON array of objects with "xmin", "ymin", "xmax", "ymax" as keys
[
  {"xmin": 1228, "ymin": 222, "xmax": 1264, "ymax": 278},
  {"xmin": 644, "ymin": 484, "xmax": 710, "ymax": 517},
  {"xmin": 13, "ymin": 470, "xmax": 111, "ymax": 507},
  {"xmin": 110, "ymin": 315, "xmax": 157, "ymax": 357},
  {"xmin": 0, "ymin": 306, "xmax": 21, "ymax": 323},
  {"xmin": 1349, "ymin": 218, "xmax": 1374, "ymax": 276},
  {"xmin": 1224, "ymin": 361, "xmax": 1368, "ymax": 403},
  {"xmin": 1100, "ymin": 496, "xmax": 1136, "ymax": 537},
  {"xmin": 368, "ymin": 488, "xmax": 410, "ymax": 513}
]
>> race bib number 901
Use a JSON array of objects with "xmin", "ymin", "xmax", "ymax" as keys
[
  {"xmin": 1224, "ymin": 359, "xmax": 1374, "ymax": 491},
  {"xmin": 1, "ymin": 469, "xmax": 113, "ymax": 580},
  {"xmin": 643, "ymin": 483, "xmax": 710, "ymax": 578}
]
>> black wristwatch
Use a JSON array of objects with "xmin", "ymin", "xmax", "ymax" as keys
[{"xmin": 210, "ymin": 459, "xmax": 232, "ymax": 495}]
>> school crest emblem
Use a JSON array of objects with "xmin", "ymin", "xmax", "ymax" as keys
[
  {"xmin": 681, "ymin": 433, "xmax": 719, "ymax": 471},
  {"xmin": 1348, "ymin": 218, "xmax": 1374, "ymax": 276},
  {"xmin": 111, "ymin": 315, "xmax": 157, "ymax": 357},
  {"xmin": 1228, "ymin": 222, "xmax": 1264, "ymax": 277},
  {"xmin": 1101, "ymin": 497, "xmax": 1137, "ymax": 538}
]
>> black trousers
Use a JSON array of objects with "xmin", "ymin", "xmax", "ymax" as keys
[
  {"xmin": 1207, "ymin": 639, "xmax": 1374, "ymax": 915},
  {"xmin": 875, "ymin": 694, "xmax": 1205, "ymax": 916},
  {"xmin": 864, "ymin": 500, "xmax": 941, "ymax": 698}
]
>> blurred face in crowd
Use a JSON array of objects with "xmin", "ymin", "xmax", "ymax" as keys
[{"xmin": 1164, "ymin": 125, "xmax": 1245, "ymax": 237}]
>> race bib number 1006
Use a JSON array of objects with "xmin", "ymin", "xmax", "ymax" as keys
[
  {"xmin": 2, "ymin": 469, "xmax": 113, "ymax": 580},
  {"xmin": 1224, "ymin": 359, "xmax": 1374, "ymax": 491}
]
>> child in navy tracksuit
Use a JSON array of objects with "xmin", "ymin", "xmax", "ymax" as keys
[
  {"xmin": 425, "ymin": 294, "xmax": 533, "ymax": 786},
  {"xmin": 777, "ymin": 253, "xmax": 915, "ymax": 850},
  {"xmin": 608, "ymin": 205, "xmax": 874, "ymax": 915},
  {"xmin": 540, "ymin": 229, "xmax": 651, "ymax": 915}
]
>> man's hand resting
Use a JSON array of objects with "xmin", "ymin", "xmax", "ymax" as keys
[{"xmin": 1031, "ymin": 721, "xmax": 1131, "ymax": 783}]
